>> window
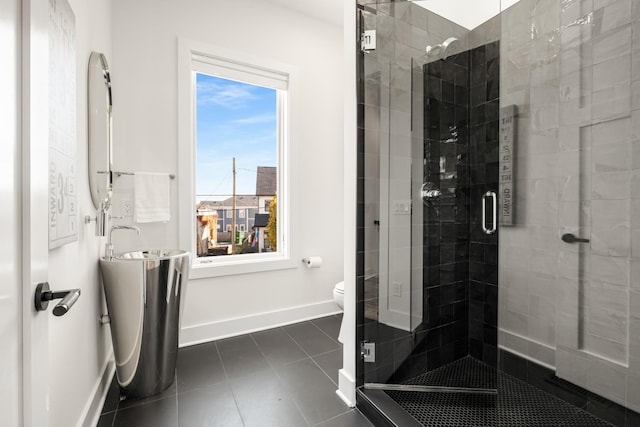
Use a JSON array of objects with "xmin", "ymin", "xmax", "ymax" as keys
[{"xmin": 179, "ymin": 40, "xmax": 294, "ymax": 277}]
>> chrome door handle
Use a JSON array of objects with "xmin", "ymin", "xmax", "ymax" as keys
[
  {"xmin": 561, "ymin": 233, "xmax": 589, "ymax": 244},
  {"xmin": 34, "ymin": 282, "xmax": 81, "ymax": 316},
  {"xmin": 482, "ymin": 191, "xmax": 497, "ymax": 235}
]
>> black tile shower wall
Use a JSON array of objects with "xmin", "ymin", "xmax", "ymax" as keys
[
  {"xmin": 420, "ymin": 50, "xmax": 471, "ymax": 372},
  {"xmin": 468, "ymin": 41, "xmax": 500, "ymax": 366},
  {"xmin": 415, "ymin": 41, "xmax": 500, "ymax": 372}
]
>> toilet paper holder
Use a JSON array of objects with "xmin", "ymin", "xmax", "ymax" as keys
[{"xmin": 301, "ymin": 257, "xmax": 322, "ymax": 268}]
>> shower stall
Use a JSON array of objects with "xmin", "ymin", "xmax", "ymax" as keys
[{"xmin": 355, "ymin": 1, "xmax": 640, "ymax": 426}]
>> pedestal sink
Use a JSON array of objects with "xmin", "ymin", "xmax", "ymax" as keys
[{"xmin": 99, "ymin": 249, "xmax": 190, "ymax": 398}]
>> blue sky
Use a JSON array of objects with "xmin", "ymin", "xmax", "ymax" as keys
[{"xmin": 196, "ymin": 73, "xmax": 277, "ymax": 201}]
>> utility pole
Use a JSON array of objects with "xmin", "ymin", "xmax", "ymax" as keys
[{"xmin": 231, "ymin": 157, "xmax": 237, "ymax": 254}]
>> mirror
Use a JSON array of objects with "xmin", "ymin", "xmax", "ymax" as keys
[{"xmin": 88, "ymin": 51, "xmax": 113, "ymax": 210}]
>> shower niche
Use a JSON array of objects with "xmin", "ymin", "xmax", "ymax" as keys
[{"xmin": 356, "ymin": 1, "xmax": 640, "ymax": 426}]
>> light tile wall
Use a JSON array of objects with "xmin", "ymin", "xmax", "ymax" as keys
[
  {"xmin": 499, "ymin": 0, "xmax": 562, "ymax": 368},
  {"xmin": 499, "ymin": 0, "xmax": 640, "ymax": 410}
]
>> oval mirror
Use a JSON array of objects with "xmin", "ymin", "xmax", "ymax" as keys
[{"xmin": 88, "ymin": 51, "xmax": 113, "ymax": 209}]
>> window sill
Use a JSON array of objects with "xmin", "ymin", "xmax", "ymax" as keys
[{"xmin": 189, "ymin": 254, "xmax": 298, "ymax": 279}]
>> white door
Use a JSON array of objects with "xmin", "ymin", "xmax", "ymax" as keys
[
  {"xmin": 0, "ymin": 0, "xmax": 25, "ymax": 424},
  {"xmin": 6, "ymin": 0, "xmax": 51, "ymax": 425}
]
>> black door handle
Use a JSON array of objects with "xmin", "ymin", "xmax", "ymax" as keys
[{"xmin": 561, "ymin": 233, "xmax": 589, "ymax": 244}]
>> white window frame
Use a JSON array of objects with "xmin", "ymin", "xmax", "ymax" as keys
[{"xmin": 178, "ymin": 39, "xmax": 295, "ymax": 278}]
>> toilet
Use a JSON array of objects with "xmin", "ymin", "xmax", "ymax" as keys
[{"xmin": 333, "ymin": 281, "xmax": 344, "ymax": 310}]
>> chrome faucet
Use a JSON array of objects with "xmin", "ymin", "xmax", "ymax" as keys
[
  {"xmin": 105, "ymin": 225, "xmax": 140, "ymax": 261},
  {"xmin": 96, "ymin": 201, "xmax": 111, "ymax": 237}
]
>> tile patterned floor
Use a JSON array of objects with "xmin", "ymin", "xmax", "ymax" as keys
[
  {"xmin": 385, "ymin": 357, "xmax": 613, "ymax": 427},
  {"xmin": 97, "ymin": 314, "xmax": 372, "ymax": 427}
]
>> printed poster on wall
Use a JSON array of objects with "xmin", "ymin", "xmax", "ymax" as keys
[
  {"xmin": 49, "ymin": 0, "xmax": 77, "ymax": 249},
  {"xmin": 499, "ymin": 105, "xmax": 517, "ymax": 226}
]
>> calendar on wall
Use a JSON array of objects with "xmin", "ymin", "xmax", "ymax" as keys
[{"xmin": 48, "ymin": 0, "xmax": 77, "ymax": 249}]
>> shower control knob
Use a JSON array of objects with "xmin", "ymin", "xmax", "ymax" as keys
[{"xmin": 561, "ymin": 233, "xmax": 589, "ymax": 244}]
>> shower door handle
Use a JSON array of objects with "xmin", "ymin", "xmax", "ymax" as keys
[
  {"xmin": 482, "ymin": 191, "xmax": 497, "ymax": 235},
  {"xmin": 561, "ymin": 233, "xmax": 589, "ymax": 244}
]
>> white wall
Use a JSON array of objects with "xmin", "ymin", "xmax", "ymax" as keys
[
  {"xmin": 47, "ymin": 0, "xmax": 113, "ymax": 426},
  {"xmin": 110, "ymin": 0, "xmax": 345, "ymax": 343},
  {"xmin": 339, "ymin": 0, "xmax": 357, "ymax": 407}
]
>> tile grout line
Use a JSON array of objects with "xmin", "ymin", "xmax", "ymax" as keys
[
  {"xmin": 281, "ymin": 322, "xmax": 344, "ymax": 398},
  {"xmin": 214, "ymin": 340, "xmax": 248, "ymax": 427},
  {"xmin": 251, "ymin": 326, "xmax": 310, "ymax": 366},
  {"xmin": 174, "ymin": 370, "xmax": 179, "ymax": 427},
  {"xmin": 250, "ymin": 330, "xmax": 313, "ymax": 427},
  {"xmin": 309, "ymin": 408, "xmax": 363, "ymax": 427},
  {"xmin": 304, "ymin": 319, "xmax": 344, "ymax": 385},
  {"xmin": 310, "ymin": 317, "xmax": 342, "ymax": 345},
  {"xmin": 109, "ymin": 408, "xmax": 116, "ymax": 427},
  {"xmin": 109, "ymin": 372, "xmax": 120, "ymax": 427}
]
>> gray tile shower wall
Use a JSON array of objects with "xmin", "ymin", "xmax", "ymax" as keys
[{"xmin": 497, "ymin": 0, "xmax": 640, "ymax": 412}]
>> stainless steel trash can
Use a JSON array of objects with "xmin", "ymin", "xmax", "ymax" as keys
[{"xmin": 99, "ymin": 249, "xmax": 189, "ymax": 398}]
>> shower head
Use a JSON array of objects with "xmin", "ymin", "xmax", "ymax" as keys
[
  {"xmin": 425, "ymin": 37, "xmax": 461, "ymax": 60},
  {"xmin": 425, "ymin": 44, "xmax": 443, "ymax": 58},
  {"xmin": 441, "ymin": 37, "xmax": 461, "ymax": 58}
]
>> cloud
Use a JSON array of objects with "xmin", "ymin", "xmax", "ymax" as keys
[
  {"xmin": 232, "ymin": 114, "xmax": 276, "ymax": 125},
  {"xmin": 196, "ymin": 79, "xmax": 256, "ymax": 109}
]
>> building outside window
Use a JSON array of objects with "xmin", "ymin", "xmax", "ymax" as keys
[
  {"xmin": 179, "ymin": 40, "xmax": 293, "ymax": 275},
  {"xmin": 190, "ymin": 57, "xmax": 287, "ymax": 259}
]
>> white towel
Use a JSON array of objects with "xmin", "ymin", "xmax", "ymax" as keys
[{"xmin": 134, "ymin": 172, "xmax": 170, "ymax": 223}]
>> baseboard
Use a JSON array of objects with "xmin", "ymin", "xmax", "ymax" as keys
[
  {"xmin": 179, "ymin": 300, "xmax": 341, "ymax": 347},
  {"xmin": 500, "ymin": 328, "xmax": 556, "ymax": 369},
  {"xmin": 337, "ymin": 368, "xmax": 356, "ymax": 407},
  {"xmin": 79, "ymin": 354, "xmax": 115, "ymax": 427}
]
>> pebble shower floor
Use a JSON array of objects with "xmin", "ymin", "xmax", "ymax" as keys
[{"xmin": 385, "ymin": 357, "xmax": 612, "ymax": 427}]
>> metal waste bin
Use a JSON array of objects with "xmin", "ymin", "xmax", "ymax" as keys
[{"xmin": 99, "ymin": 249, "xmax": 189, "ymax": 398}]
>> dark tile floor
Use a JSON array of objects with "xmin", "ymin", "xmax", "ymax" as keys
[{"xmin": 97, "ymin": 314, "xmax": 373, "ymax": 427}]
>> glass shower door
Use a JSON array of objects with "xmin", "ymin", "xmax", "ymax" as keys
[
  {"xmin": 358, "ymin": 3, "xmax": 426, "ymax": 388},
  {"xmin": 357, "ymin": 0, "xmax": 500, "ymax": 411}
]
